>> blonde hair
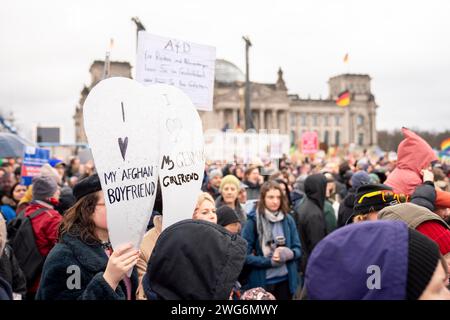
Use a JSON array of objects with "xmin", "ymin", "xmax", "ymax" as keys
[
  {"xmin": 195, "ymin": 192, "xmax": 215, "ymax": 210},
  {"xmin": 352, "ymin": 214, "xmax": 369, "ymax": 223}
]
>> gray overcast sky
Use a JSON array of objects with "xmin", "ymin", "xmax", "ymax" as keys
[{"xmin": 1, "ymin": 0, "xmax": 450, "ymax": 143}]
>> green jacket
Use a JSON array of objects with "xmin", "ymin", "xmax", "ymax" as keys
[{"xmin": 324, "ymin": 200, "xmax": 337, "ymax": 234}]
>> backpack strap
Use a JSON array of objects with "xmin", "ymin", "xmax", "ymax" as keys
[
  {"xmin": 28, "ymin": 208, "xmax": 48, "ymax": 220},
  {"xmin": 16, "ymin": 206, "xmax": 28, "ymax": 218}
]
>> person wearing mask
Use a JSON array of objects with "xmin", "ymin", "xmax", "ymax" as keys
[
  {"xmin": 216, "ymin": 175, "xmax": 246, "ymax": 225},
  {"xmin": 242, "ymin": 181, "xmax": 301, "ymax": 300},
  {"xmin": 142, "ymin": 219, "xmax": 247, "ymax": 300},
  {"xmin": 305, "ymin": 220, "xmax": 450, "ymax": 300},
  {"xmin": 293, "ymin": 173, "xmax": 328, "ymax": 276},
  {"xmin": 36, "ymin": 174, "xmax": 139, "ymax": 300}
]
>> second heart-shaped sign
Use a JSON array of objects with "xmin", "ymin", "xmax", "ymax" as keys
[{"xmin": 83, "ymin": 77, "xmax": 205, "ymax": 256}]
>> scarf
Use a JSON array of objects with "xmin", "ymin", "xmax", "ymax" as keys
[{"xmin": 256, "ymin": 209, "xmax": 284, "ymax": 257}]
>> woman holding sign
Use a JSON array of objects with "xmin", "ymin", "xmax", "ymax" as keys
[
  {"xmin": 36, "ymin": 174, "xmax": 139, "ymax": 300},
  {"xmin": 242, "ymin": 181, "xmax": 302, "ymax": 300}
]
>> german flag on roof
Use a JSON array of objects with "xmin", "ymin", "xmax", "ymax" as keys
[{"xmin": 336, "ymin": 90, "xmax": 350, "ymax": 107}]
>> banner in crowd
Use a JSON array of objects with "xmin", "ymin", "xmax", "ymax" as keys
[
  {"xmin": 136, "ymin": 31, "xmax": 216, "ymax": 111},
  {"xmin": 21, "ymin": 147, "xmax": 50, "ymax": 186},
  {"xmin": 83, "ymin": 77, "xmax": 161, "ymax": 259},
  {"xmin": 301, "ymin": 131, "xmax": 319, "ymax": 154},
  {"xmin": 204, "ymin": 130, "xmax": 290, "ymax": 164}
]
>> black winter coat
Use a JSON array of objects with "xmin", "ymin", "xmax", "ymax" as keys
[
  {"xmin": 411, "ymin": 181, "xmax": 436, "ymax": 211},
  {"xmin": 0, "ymin": 244, "xmax": 27, "ymax": 298},
  {"xmin": 0, "ymin": 275, "xmax": 12, "ymax": 300},
  {"xmin": 36, "ymin": 234, "xmax": 138, "ymax": 300},
  {"xmin": 337, "ymin": 191, "xmax": 356, "ymax": 227},
  {"xmin": 293, "ymin": 174, "xmax": 328, "ymax": 273}
]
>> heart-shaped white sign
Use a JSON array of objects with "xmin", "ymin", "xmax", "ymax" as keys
[
  {"xmin": 151, "ymin": 84, "xmax": 205, "ymax": 230},
  {"xmin": 83, "ymin": 77, "xmax": 162, "ymax": 252}
]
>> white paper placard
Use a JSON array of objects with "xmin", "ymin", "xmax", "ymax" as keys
[
  {"xmin": 151, "ymin": 84, "xmax": 205, "ymax": 230},
  {"xmin": 83, "ymin": 77, "xmax": 162, "ymax": 253},
  {"xmin": 136, "ymin": 31, "xmax": 216, "ymax": 111}
]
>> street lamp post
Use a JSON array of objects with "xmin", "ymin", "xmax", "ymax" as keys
[
  {"xmin": 242, "ymin": 36, "xmax": 255, "ymax": 130},
  {"xmin": 131, "ymin": 17, "xmax": 146, "ymax": 52}
]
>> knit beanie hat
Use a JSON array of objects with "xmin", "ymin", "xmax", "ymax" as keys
[
  {"xmin": 40, "ymin": 163, "xmax": 62, "ymax": 185},
  {"xmin": 416, "ymin": 221, "xmax": 450, "ymax": 256},
  {"xmin": 32, "ymin": 175, "xmax": 58, "ymax": 201},
  {"xmin": 219, "ymin": 175, "xmax": 240, "ymax": 193},
  {"xmin": 209, "ymin": 169, "xmax": 223, "ymax": 180},
  {"xmin": 351, "ymin": 171, "xmax": 371, "ymax": 190},
  {"xmin": 406, "ymin": 228, "xmax": 441, "ymax": 300},
  {"xmin": 353, "ymin": 184, "xmax": 395, "ymax": 215},
  {"xmin": 216, "ymin": 205, "xmax": 240, "ymax": 227}
]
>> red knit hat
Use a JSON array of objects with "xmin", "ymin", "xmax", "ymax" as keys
[{"xmin": 416, "ymin": 220, "xmax": 450, "ymax": 255}]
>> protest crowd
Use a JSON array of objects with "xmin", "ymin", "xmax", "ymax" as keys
[{"xmin": 0, "ymin": 127, "xmax": 450, "ymax": 300}]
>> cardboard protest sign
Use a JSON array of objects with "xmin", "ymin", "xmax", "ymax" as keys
[
  {"xmin": 136, "ymin": 31, "xmax": 216, "ymax": 111},
  {"xmin": 83, "ymin": 77, "xmax": 162, "ymax": 253},
  {"xmin": 21, "ymin": 147, "xmax": 50, "ymax": 186},
  {"xmin": 152, "ymin": 84, "xmax": 205, "ymax": 230},
  {"xmin": 301, "ymin": 131, "xmax": 319, "ymax": 154}
]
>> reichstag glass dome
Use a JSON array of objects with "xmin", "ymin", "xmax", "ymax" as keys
[{"xmin": 215, "ymin": 59, "xmax": 245, "ymax": 83}]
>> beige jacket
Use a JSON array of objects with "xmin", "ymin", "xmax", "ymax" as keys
[
  {"xmin": 378, "ymin": 202, "xmax": 450, "ymax": 230},
  {"xmin": 136, "ymin": 215, "xmax": 162, "ymax": 300}
]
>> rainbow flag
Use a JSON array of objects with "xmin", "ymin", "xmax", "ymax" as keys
[
  {"xmin": 336, "ymin": 90, "xmax": 350, "ymax": 107},
  {"xmin": 441, "ymin": 138, "xmax": 450, "ymax": 151}
]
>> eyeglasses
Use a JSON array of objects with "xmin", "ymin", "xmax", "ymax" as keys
[{"xmin": 357, "ymin": 190, "xmax": 409, "ymax": 204}]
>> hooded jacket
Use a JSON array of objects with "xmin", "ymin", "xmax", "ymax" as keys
[
  {"xmin": 293, "ymin": 174, "xmax": 327, "ymax": 272},
  {"xmin": 305, "ymin": 221, "xmax": 409, "ymax": 300},
  {"xmin": 36, "ymin": 233, "xmax": 138, "ymax": 300},
  {"xmin": 143, "ymin": 219, "xmax": 247, "ymax": 300},
  {"xmin": 385, "ymin": 128, "xmax": 437, "ymax": 195}
]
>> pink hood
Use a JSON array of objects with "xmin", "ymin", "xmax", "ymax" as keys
[{"xmin": 385, "ymin": 128, "xmax": 438, "ymax": 195}]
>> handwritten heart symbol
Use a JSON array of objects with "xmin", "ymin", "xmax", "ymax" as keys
[
  {"xmin": 166, "ymin": 118, "xmax": 183, "ymax": 142},
  {"xmin": 118, "ymin": 137, "xmax": 128, "ymax": 161},
  {"xmin": 166, "ymin": 118, "xmax": 182, "ymax": 133}
]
